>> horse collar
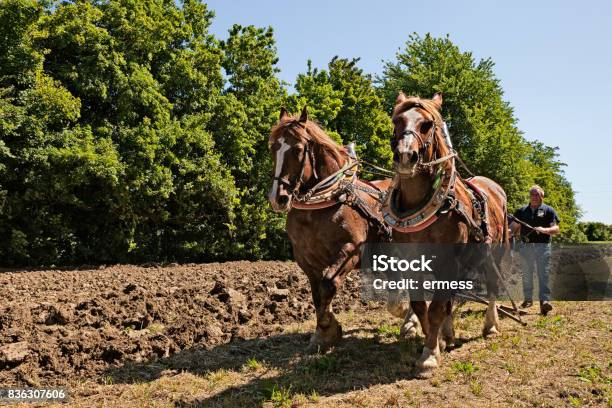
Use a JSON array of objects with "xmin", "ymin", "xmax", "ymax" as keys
[{"xmin": 381, "ymin": 161, "xmax": 456, "ymax": 232}]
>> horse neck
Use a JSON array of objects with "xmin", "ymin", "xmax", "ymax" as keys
[
  {"xmin": 303, "ymin": 144, "xmax": 346, "ymax": 190},
  {"xmin": 396, "ymin": 172, "xmax": 435, "ymax": 209}
]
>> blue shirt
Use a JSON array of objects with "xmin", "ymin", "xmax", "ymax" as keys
[{"xmin": 513, "ymin": 204, "xmax": 560, "ymax": 243}]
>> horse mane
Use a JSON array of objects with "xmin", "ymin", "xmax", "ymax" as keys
[
  {"xmin": 392, "ymin": 96, "xmax": 450, "ymax": 158},
  {"xmin": 269, "ymin": 116, "xmax": 348, "ymax": 166}
]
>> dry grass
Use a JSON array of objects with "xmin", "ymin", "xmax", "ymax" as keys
[{"xmin": 15, "ymin": 301, "xmax": 612, "ymax": 408}]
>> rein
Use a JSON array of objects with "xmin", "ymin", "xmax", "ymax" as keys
[
  {"xmin": 294, "ymin": 159, "xmax": 359, "ymax": 203},
  {"xmin": 278, "ymin": 143, "xmax": 392, "ymax": 239}
]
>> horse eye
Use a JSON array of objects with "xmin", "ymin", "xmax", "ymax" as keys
[{"xmin": 420, "ymin": 121, "xmax": 432, "ymax": 134}]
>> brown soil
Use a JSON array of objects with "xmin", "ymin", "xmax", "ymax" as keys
[
  {"xmin": 0, "ymin": 262, "xmax": 610, "ymax": 407},
  {"xmin": 0, "ymin": 261, "xmax": 362, "ymax": 387}
]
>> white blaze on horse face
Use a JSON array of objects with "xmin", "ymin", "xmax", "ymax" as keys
[
  {"xmin": 398, "ymin": 109, "xmax": 423, "ymax": 153},
  {"xmin": 405, "ymin": 109, "xmax": 422, "ymax": 129},
  {"xmin": 270, "ymin": 136, "xmax": 291, "ymax": 203}
]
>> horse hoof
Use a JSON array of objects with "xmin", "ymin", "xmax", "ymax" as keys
[
  {"xmin": 307, "ymin": 339, "xmax": 329, "ymax": 354},
  {"xmin": 415, "ymin": 346, "xmax": 440, "ymax": 377},
  {"xmin": 307, "ymin": 333, "xmax": 335, "ymax": 354},
  {"xmin": 307, "ymin": 322, "xmax": 342, "ymax": 354},
  {"xmin": 439, "ymin": 335, "xmax": 455, "ymax": 351},
  {"xmin": 400, "ymin": 323, "xmax": 419, "ymax": 340},
  {"xmin": 414, "ymin": 365, "xmax": 436, "ymax": 379},
  {"xmin": 482, "ymin": 326, "xmax": 501, "ymax": 338}
]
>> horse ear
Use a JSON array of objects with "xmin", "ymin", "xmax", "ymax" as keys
[
  {"xmin": 432, "ymin": 92, "xmax": 443, "ymax": 108},
  {"xmin": 395, "ymin": 91, "xmax": 407, "ymax": 105},
  {"xmin": 299, "ymin": 106, "xmax": 308, "ymax": 123},
  {"xmin": 279, "ymin": 106, "xmax": 289, "ymax": 120}
]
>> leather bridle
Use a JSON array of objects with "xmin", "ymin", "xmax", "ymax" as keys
[
  {"xmin": 272, "ymin": 140, "xmax": 318, "ymax": 200},
  {"xmin": 392, "ymin": 119, "xmax": 438, "ymax": 171},
  {"xmin": 393, "ymin": 109, "xmax": 457, "ymax": 170},
  {"xmin": 396, "ymin": 125, "xmax": 436, "ymax": 154}
]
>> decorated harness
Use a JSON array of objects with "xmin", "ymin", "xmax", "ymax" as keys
[
  {"xmin": 382, "ymin": 118, "xmax": 491, "ymax": 243},
  {"xmin": 283, "ymin": 128, "xmax": 491, "ymax": 243},
  {"xmin": 284, "ymin": 144, "xmax": 392, "ymax": 240}
]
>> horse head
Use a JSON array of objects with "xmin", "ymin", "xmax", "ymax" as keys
[
  {"xmin": 268, "ymin": 106, "xmax": 348, "ymax": 212},
  {"xmin": 391, "ymin": 92, "xmax": 448, "ymax": 176}
]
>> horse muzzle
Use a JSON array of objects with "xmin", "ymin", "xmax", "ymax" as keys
[
  {"xmin": 269, "ymin": 191, "xmax": 292, "ymax": 213},
  {"xmin": 399, "ymin": 149, "xmax": 419, "ymax": 166},
  {"xmin": 394, "ymin": 133, "xmax": 420, "ymax": 171},
  {"xmin": 396, "ymin": 146, "xmax": 420, "ymax": 174}
]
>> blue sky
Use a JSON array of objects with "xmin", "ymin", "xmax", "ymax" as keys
[{"xmin": 207, "ymin": 0, "xmax": 612, "ymax": 223}]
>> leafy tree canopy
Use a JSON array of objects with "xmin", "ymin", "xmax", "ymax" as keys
[{"xmin": 0, "ymin": 5, "xmax": 588, "ymax": 266}]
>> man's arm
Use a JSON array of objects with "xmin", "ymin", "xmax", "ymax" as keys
[
  {"xmin": 534, "ymin": 207, "xmax": 560, "ymax": 235},
  {"xmin": 510, "ymin": 210, "xmax": 523, "ymax": 236},
  {"xmin": 534, "ymin": 224, "xmax": 559, "ymax": 235}
]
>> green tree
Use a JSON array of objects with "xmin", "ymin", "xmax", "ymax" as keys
[
  {"xmin": 0, "ymin": 0, "xmax": 238, "ymax": 265},
  {"xmin": 578, "ymin": 222, "xmax": 611, "ymax": 242},
  {"xmin": 214, "ymin": 24, "xmax": 290, "ymax": 259},
  {"xmin": 289, "ymin": 57, "xmax": 393, "ymax": 169}
]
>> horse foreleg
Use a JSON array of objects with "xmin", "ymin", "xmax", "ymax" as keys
[
  {"xmin": 308, "ymin": 244, "xmax": 359, "ymax": 353},
  {"xmin": 400, "ymin": 300, "xmax": 428, "ymax": 340},
  {"xmin": 415, "ymin": 299, "xmax": 446, "ymax": 378},
  {"xmin": 307, "ymin": 277, "xmax": 342, "ymax": 353}
]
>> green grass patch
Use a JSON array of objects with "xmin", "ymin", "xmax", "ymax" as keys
[
  {"xmin": 267, "ymin": 383, "xmax": 293, "ymax": 407},
  {"xmin": 377, "ymin": 323, "xmax": 401, "ymax": 337},
  {"xmin": 469, "ymin": 379, "xmax": 483, "ymax": 396},
  {"xmin": 451, "ymin": 361, "xmax": 478, "ymax": 376},
  {"xmin": 578, "ymin": 364, "xmax": 612, "ymax": 385},
  {"xmin": 535, "ymin": 315, "xmax": 566, "ymax": 332},
  {"xmin": 502, "ymin": 362, "xmax": 516, "ymax": 374},
  {"xmin": 308, "ymin": 389, "xmax": 319, "ymax": 402},
  {"xmin": 243, "ymin": 357, "xmax": 263, "ymax": 372},
  {"xmin": 568, "ymin": 395, "xmax": 583, "ymax": 407}
]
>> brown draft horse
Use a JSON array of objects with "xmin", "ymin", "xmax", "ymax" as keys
[
  {"xmin": 388, "ymin": 92, "xmax": 509, "ymax": 377},
  {"xmin": 268, "ymin": 107, "xmax": 417, "ymax": 352}
]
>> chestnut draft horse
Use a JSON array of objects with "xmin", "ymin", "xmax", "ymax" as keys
[
  {"xmin": 268, "ymin": 107, "xmax": 419, "ymax": 352},
  {"xmin": 385, "ymin": 92, "xmax": 509, "ymax": 377}
]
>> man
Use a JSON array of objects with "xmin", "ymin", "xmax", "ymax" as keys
[{"xmin": 510, "ymin": 185, "xmax": 560, "ymax": 316}]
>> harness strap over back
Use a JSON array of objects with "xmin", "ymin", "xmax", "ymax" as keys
[
  {"xmin": 290, "ymin": 159, "xmax": 392, "ymax": 241},
  {"xmin": 439, "ymin": 178, "xmax": 490, "ymax": 243}
]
